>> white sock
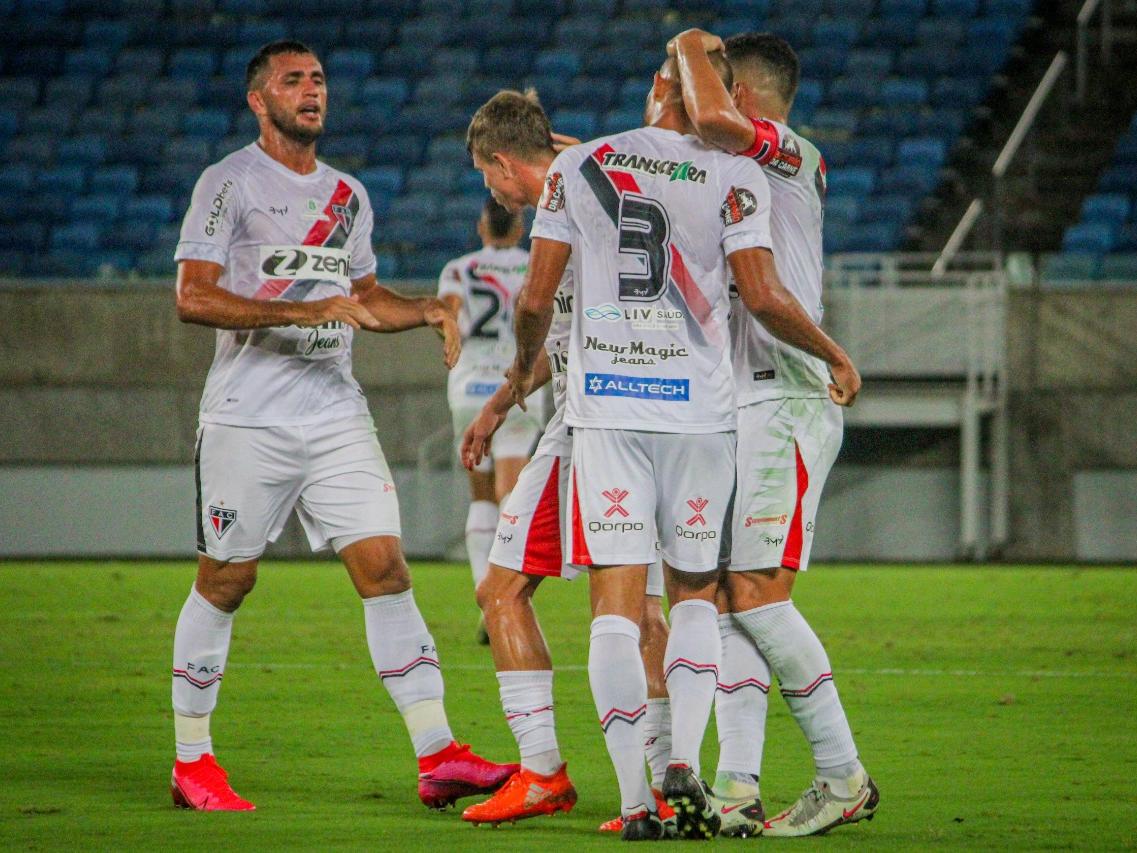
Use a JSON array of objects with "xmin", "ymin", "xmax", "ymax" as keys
[
  {"xmin": 465, "ymin": 500, "xmax": 497, "ymax": 588},
  {"xmin": 663, "ymin": 599, "xmax": 721, "ymax": 777},
  {"xmin": 714, "ymin": 612, "xmax": 770, "ymax": 793},
  {"xmin": 363, "ymin": 589, "xmax": 454, "ymax": 757},
  {"xmin": 498, "ymin": 670, "xmax": 562, "ymax": 776},
  {"xmin": 172, "ymin": 587, "xmax": 233, "ymax": 761},
  {"xmin": 733, "ymin": 601, "xmax": 860, "ymax": 780},
  {"xmin": 589, "ymin": 615, "xmax": 654, "ymax": 817},
  {"xmin": 642, "ymin": 698, "xmax": 672, "ymax": 790}
]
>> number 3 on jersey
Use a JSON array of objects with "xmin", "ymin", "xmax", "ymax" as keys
[{"xmin": 618, "ymin": 193, "xmax": 670, "ymax": 302}]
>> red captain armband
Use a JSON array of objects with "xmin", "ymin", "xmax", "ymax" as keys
[{"xmin": 740, "ymin": 117, "xmax": 781, "ymax": 165}]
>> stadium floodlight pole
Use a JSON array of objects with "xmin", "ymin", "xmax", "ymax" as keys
[{"xmin": 933, "ymin": 198, "xmax": 983, "ymax": 278}]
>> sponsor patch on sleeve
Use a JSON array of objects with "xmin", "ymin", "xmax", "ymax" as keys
[
  {"xmin": 720, "ymin": 186, "xmax": 758, "ymax": 226},
  {"xmin": 539, "ymin": 171, "xmax": 565, "ymax": 211}
]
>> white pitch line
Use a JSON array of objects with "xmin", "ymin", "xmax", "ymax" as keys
[{"xmin": 35, "ymin": 661, "xmax": 1137, "ymax": 679}]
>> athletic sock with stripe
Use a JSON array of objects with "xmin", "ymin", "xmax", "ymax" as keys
[
  {"xmin": 733, "ymin": 600, "xmax": 859, "ymax": 779},
  {"xmin": 363, "ymin": 589, "xmax": 453, "ymax": 758},
  {"xmin": 171, "ymin": 587, "xmax": 233, "ymax": 762},
  {"xmin": 713, "ymin": 612, "xmax": 770, "ymax": 795},
  {"xmin": 498, "ymin": 669, "xmax": 562, "ymax": 776},
  {"xmin": 589, "ymin": 615, "xmax": 654, "ymax": 817},
  {"xmin": 663, "ymin": 599, "xmax": 722, "ymax": 777}
]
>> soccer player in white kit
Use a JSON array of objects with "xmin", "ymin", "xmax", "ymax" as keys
[
  {"xmin": 454, "ymin": 91, "xmax": 675, "ymax": 832},
  {"xmin": 168, "ymin": 40, "xmax": 515, "ymax": 812},
  {"xmin": 506, "ymin": 55, "xmax": 858, "ymax": 840},
  {"xmin": 436, "ymin": 199, "xmax": 545, "ymax": 620},
  {"xmin": 672, "ymin": 29, "xmax": 877, "ymax": 837}
]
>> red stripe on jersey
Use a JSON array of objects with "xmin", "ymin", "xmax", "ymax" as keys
[
  {"xmin": 468, "ymin": 262, "xmax": 513, "ymax": 306},
  {"xmin": 592, "ymin": 143, "xmax": 716, "ymax": 331},
  {"xmin": 522, "ymin": 460, "xmax": 565, "ymax": 576},
  {"xmin": 570, "ymin": 469, "xmax": 594, "ymax": 567},
  {"xmin": 782, "ymin": 440, "xmax": 809, "ymax": 570},
  {"xmin": 741, "ymin": 117, "xmax": 781, "ymax": 163},
  {"xmin": 253, "ymin": 179, "xmax": 355, "ymax": 300}
]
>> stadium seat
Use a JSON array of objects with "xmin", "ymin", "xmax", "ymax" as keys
[
  {"xmin": 934, "ymin": 0, "xmax": 980, "ymax": 13},
  {"xmin": 897, "ymin": 136, "xmax": 947, "ymax": 168},
  {"xmin": 1098, "ymin": 165, "xmax": 1137, "ymax": 194},
  {"xmin": 50, "ymin": 222, "xmax": 101, "ymax": 253},
  {"xmin": 813, "ymin": 20, "xmax": 860, "ymax": 50},
  {"xmin": 601, "ymin": 108, "xmax": 641, "ymax": 135},
  {"xmin": 371, "ymin": 134, "xmax": 426, "ymax": 165},
  {"xmin": 389, "ymin": 192, "xmax": 441, "ymax": 225},
  {"xmin": 1100, "ymin": 253, "xmax": 1137, "ymax": 281},
  {"xmin": 89, "ymin": 165, "xmax": 138, "ymax": 195},
  {"xmin": 550, "ymin": 109, "xmax": 599, "ymax": 141},
  {"xmin": 84, "ymin": 19, "xmax": 132, "ymax": 50},
  {"xmin": 42, "ymin": 75, "xmax": 95, "ymax": 107},
  {"xmin": 1111, "ymin": 135, "xmax": 1137, "ymax": 166},
  {"xmin": 164, "ymin": 137, "xmax": 213, "ymax": 165},
  {"xmin": 36, "ymin": 166, "xmax": 86, "ymax": 194},
  {"xmin": 1040, "ymin": 252, "xmax": 1099, "ymax": 284},
  {"xmin": 879, "ymin": 163, "xmax": 939, "ymax": 194},
  {"xmin": 117, "ymin": 48, "xmax": 164, "ymax": 77},
  {"xmin": 148, "ymin": 79, "xmax": 201, "ymax": 107},
  {"xmin": 169, "ymin": 48, "xmax": 217, "ymax": 79},
  {"xmin": 426, "ymin": 135, "xmax": 468, "ymax": 163},
  {"xmin": 1063, "ymin": 223, "xmax": 1116, "ymax": 255},
  {"xmin": 326, "ymin": 49, "xmax": 375, "ymax": 80},
  {"xmin": 917, "ymin": 18, "xmax": 966, "ymax": 47},
  {"xmin": 1115, "ymin": 223, "xmax": 1137, "ymax": 252},
  {"xmin": 359, "ymin": 165, "xmax": 406, "ymax": 196},
  {"xmin": 827, "ymin": 167, "xmax": 875, "ymax": 197},
  {"xmin": 881, "ymin": 78, "xmax": 928, "ymax": 106},
  {"xmin": 23, "ymin": 105, "xmax": 76, "ymax": 135},
  {"xmin": 0, "ymin": 77, "xmax": 40, "ymax": 108},
  {"xmin": 1081, "ymin": 193, "xmax": 1131, "ymax": 226},
  {"xmin": 6, "ymin": 133, "xmax": 57, "ymax": 165},
  {"xmin": 122, "ymin": 195, "xmax": 176, "ymax": 224},
  {"xmin": 0, "ymin": 223, "xmax": 47, "ymax": 252},
  {"xmin": 64, "ymin": 48, "xmax": 114, "ymax": 77}
]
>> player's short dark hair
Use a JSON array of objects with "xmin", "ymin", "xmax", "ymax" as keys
[
  {"xmin": 724, "ymin": 32, "xmax": 800, "ymax": 108},
  {"xmin": 483, "ymin": 197, "xmax": 520, "ymax": 239},
  {"xmin": 660, "ymin": 50, "xmax": 733, "ymax": 92},
  {"xmin": 467, "ymin": 89, "xmax": 555, "ymax": 162},
  {"xmin": 246, "ymin": 40, "xmax": 318, "ymax": 90}
]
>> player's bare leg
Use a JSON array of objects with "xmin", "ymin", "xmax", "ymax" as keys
[
  {"xmin": 493, "ymin": 456, "xmax": 527, "ymax": 504},
  {"xmin": 660, "ymin": 565, "xmax": 723, "ymax": 839},
  {"xmin": 339, "ymin": 536, "xmax": 518, "ymax": 809},
  {"xmin": 465, "ymin": 470, "xmax": 498, "ymax": 645},
  {"xmin": 589, "ymin": 563, "xmax": 663, "ymax": 841},
  {"xmin": 461, "ymin": 565, "xmax": 576, "ymax": 824},
  {"xmin": 170, "ymin": 555, "xmax": 258, "ymax": 811},
  {"xmin": 727, "ymin": 568, "xmax": 878, "ymax": 835}
]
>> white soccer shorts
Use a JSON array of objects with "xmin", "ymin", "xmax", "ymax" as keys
[
  {"xmin": 568, "ymin": 428, "xmax": 736, "ymax": 574},
  {"xmin": 489, "ymin": 452, "xmax": 664, "ymax": 595},
  {"xmin": 729, "ymin": 397, "xmax": 843, "ymax": 573},
  {"xmin": 194, "ymin": 415, "xmax": 400, "ymax": 562}
]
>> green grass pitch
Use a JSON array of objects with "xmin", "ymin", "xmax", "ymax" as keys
[{"xmin": 1, "ymin": 562, "xmax": 1135, "ymax": 851}]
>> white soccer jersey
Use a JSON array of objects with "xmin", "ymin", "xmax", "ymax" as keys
[
  {"xmin": 437, "ymin": 244, "xmax": 529, "ymax": 385},
  {"xmin": 532, "ymin": 269, "xmax": 573, "ymax": 457},
  {"xmin": 730, "ymin": 119, "xmax": 831, "ymax": 404},
  {"xmin": 175, "ymin": 143, "xmax": 377, "ymax": 427},
  {"xmin": 530, "ymin": 126, "xmax": 773, "ymax": 434}
]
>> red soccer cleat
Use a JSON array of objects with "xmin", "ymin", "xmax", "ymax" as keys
[
  {"xmin": 461, "ymin": 764, "xmax": 577, "ymax": 825},
  {"xmin": 171, "ymin": 754, "xmax": 255, "ymax": 811},
  {"xmin": 598, "ymin": 788, "xmax": 676, "ymax": 835},
  {"xmin": 418, "ymin": 741, "xmax": 519, "ymax": 810}
]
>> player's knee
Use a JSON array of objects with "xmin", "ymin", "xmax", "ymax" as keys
[
  {"xmin": 475, "ymin": 567, "xmax": 532, "ymax": 615},
  {"xmin": 196, "ymin": 562, "xmax": 257, "ymax": 611}
]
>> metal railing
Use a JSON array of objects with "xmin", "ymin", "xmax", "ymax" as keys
[{"xmin": 1077, "ymin": 0, "xmax": 1114, "ymax": 103}]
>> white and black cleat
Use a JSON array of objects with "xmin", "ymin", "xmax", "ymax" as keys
[{"xmin": 662, "ymin": 764, "xmax": 721, "ymax": 840}]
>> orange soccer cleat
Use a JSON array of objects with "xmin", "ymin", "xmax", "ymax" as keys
[
  {"xmin": 461, "ymin": 764, "xmax": 577, "ymax": 825},
  {"xmin": 171, "ymin": 754, "xmax": 255, "ymax": 811},
  {"xmin": 598, "ymin": 788, "xmax": 676, "ymax": 835},
  {"xmin": 418, "ymin": 741, "xmax": 519, "ymax": 810}
]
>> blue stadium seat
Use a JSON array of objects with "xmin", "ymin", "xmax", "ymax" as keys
[
  {"xmin": 0, "ymin": 77, "xmax": 40, "ymax": 108},
  {"xmin": 986, "ymin": 0, "xmax": 1033, "ymax": 18},
  {"xmin": 600, "ymin": 18, "xmax": 660, "ymax": 48},
  {"xmin": 1063, "ymin": 223, "xmax": 1115, "ymax": 255},
  {"xmin": 379, "ymin": 46, "xmax": 432, "ymax": 77},
  {"xmin": 582, "ymin": 47, "xmax": 640, "ymax": 77},
  {"xmin": 457, "ymin": 169, "xmax": 484, "ymax": 194},
  {"xmin": 7, "ymin": 47, "xmax": 63, "ymax": 76},
  {"xmin": 553, "ymin": 17, "xmax": 603, "ymax": 48},
  {"xmin": 148, "ymin": 79, "xmax": 201, "ymax": 107},
  {"xmin": 414, "ymin": 75, "xmax": 464, "ymax": 106},
  {"xmin": 122, "ymin": 194, "xmax": 175, "ymax": 224},
  {"xmin": 64, "ymin": 48, "xmax": 113, "ymax": 77},
  {"xmin": 860, "ymin": 194, "xmax": 914, "ymax": 225},
  {"xmin": 917, "ymin": 18, "xmax": 966, "ymax": 47},
  {"xmin": 565, "ymin": 77, "xmax": 618, "ymax": 112},
  {"xmin": 533, "ymin": 49, "xmax": 581, "ymax": 78},
  {"xmin": 859, "ymin": 16, "xmax": 921, "ymax": 48},
  {"xmin": 23, "ymin": 105, "xmax": 75, "ymax": 135},
  {"xmin": 70, "ymin": 194, "xmax": 121, "ymax": 223},
  {"xmin": 0, "ymin": 107, "xmax": 17, "ymax": 140},
  {"xmin": 0, "ymin": 249, "xmax": 27, "ymax": 274},
  {"xmin": 481, "ymin": 46, "xmax": 535, "ymax": 76},
  {"xmin": 897, "ymin": 136, "xmax": 947, "ymax": 167},
  {"xmin": 164, "ymin": 137, "xmax": 213, "ymax": 165},
  {"xmin": 431, "ymin": 48, "xmax": 479, "ymax": 75},
  {"xmin": 1081, "ymin": 193, "xmax": 1131, "ymax": 226},
  {"xmin": 139, "ymin": 162, "xmax": 200, "ymax": 196},
  {"xmin": 1117, "ymin": 223, "xmax": 1137, "ymax": 252},
  {"xmin": 58, "ymin": 135, "xmax": 108, "ymax": 167},
  {"xmin": 960, "ymin": 42, "xmax": 1009, "ymax": 74},
  {"xmin": 1098, "ymin": 165, "xmax": 1137, "ymax": 194},
  {"xmin": 0, "ymin": 164, "xmax": 32, "ymax": 194},
  {"xmin": 399, "ymin": 16, "xmax": 455, "ymax": 47},
  {"xmin": 934, "ymin": 0, "xmax": 980, "ymax": 13},
  {"xmin": 878, "ymin": 162, "xmax": 938, "ymax": 193},
  {"xmin": 50, "ymin": 222, "xmax": 101, "ymax": 253},
  {"xmin": 326, "ymin": 48, "xmax": 375, "ymax": 80},
  {"xmin": 1112, "ymin": 135, "xmax": 1137, "ymax": 166},
  {"xmin": 813, "ymin": 20, "xmax": 860, "ymax": 49},
  {"xmin": 109, "ymin": 134, "xmax": 164, "ymax": 166},
  {"xmin": 358, "ymin": 76, "xmax": 411, "ymax": 107},
  {"xmin": 236, "ymin": 20, "xmax": 288, "ymax": 46},
  {"xmin": 845, "ymin": 49, "xmax": 892, "ymax": 78},
  {"xmin": 0, "ymin": 223, "xmax": 47, "ymax": 251},
  {"xmin": 1040, "ymin": 253, "xmax": 1099, "ymax": 284},
  {"xmin": 825, "ymin": 196, "xmax": 859, "ymax": 225},
  {"xmin": 359, "ymin": 165, "xmax": 406, "ymax": 196},
  {"xmin": 89, "ymin": 165, "xmax": 138, "ymax": 195},
  {"xmin": 1100, "ymin": 253, "xmax": 1137, "ymax": 281},
  {"xmin": 84, "ymin": 19, "xmax": 132, "ymax": 50},
  {"xmin": 36, "ymin": 165, "xmax": 86, "ymax": 194},
  {"xmin": 116, "ymin": 48, "xmax": 164, "ymax": 76},
  {"xmin": 371, "ymin": 134, "xmax": 426, "ymax": 165},
  {"xmin": 830, "ymin": 77, "xmax": 880, "ymax": 108},
  {"xmin": 721, "ymin": 0, "xmax": 772, "ymax": 13},
  {"xmin": 810, "ymin": 108, "xmax": 859, "ymax": 135},
  {"xmin": 400, "ymin": 249, "xmax": 453, "ymax": 278},
  {"xmin": 389, "ymin": 192, "xmax": 441, "ymax": 224},
  {"xmin": 826, "ymin": 167, "xmax": 875, "ymax": 197},
  {"xmin": 798, "ymin": 47, "xmax": 847, "ymax": 78},
  {"xmin": 881, "ymin": 78, "xmax": 928, "ymax": 106},
  {"xmin": 601, "ymin": 108, "xmax": 641, "ymax": 135},
  {"xmin": 320, "ymin": 136, "xmax": 369, "ymax": 167},
  {"xmin": 391, "ymin": 104, "xmax": 467, "ymax": 135},
  {"xmin": 462, "ymin": 0, "xmax": 512, "ymax": 14},
  {"xmin": 852, "ymin": 222, "xmax": 902, "ymax": 252},
  {"xmin": 169, "ymin": 48, "xmax": 217, "ymax": 79},
  {"xmin": 931, "ymin": 76, "xmax": 985, "ymax": 107},
  {"xmin": 130, "ymin": 106, "xmax": 181, "ymax": 136},
  {"xmin": 183, "ymin": 109, "xmax": 232, "ymax": 141},
  {"xmin": 426, "ymin": 135, "xmax": 468, "ymax": 163},
  {"xmin": 374, "ymin": 251, "xmax": 400, "ymax": 279},
  {"xmin": 43, "ymin": 75, "xmax": 95, "ymax": 106},
  {"xmin": 879, "ymin": 0, "xmax": 927, "ymax": 14},
  {"xmin": 550, "ymin": 109, "xmax": 599, "ymax": 140},
  {"xmin": 218, "ymin": 0, "xmax": 268, "ymax": 14},
  {"xmin": 6, "ymin": 133, "xmax": 57, "ymax": 165},
  {"xmin": 916, "ymin": 109, "xmax": 966, "ymax": 137},
  {"xmin": 897, "ymin": 45, "xmax": 958, "ymax": 78},
  {"xmin": 96, "ymin": 74, "xmax": 151, "ymax": 108}
]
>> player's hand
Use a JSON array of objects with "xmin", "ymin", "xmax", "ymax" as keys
[
  {"xmin": 667, "ymin": 28, "xmax": 724, "ymax": 57},
  {"xmin": 506, "ymin": 363, "xmax": 534, "ymax": 411},
  {"xmin": 303, "ymin": 295, "xmax": 382, "ymax": 331},
  {"xmin": 424, "ymin": 302, "xmax": 462, "ymax": 369},
  {"xmin": 551, "ymin": 132, "xmax": 581, "ymax": 152},
  {"xmin": 461, "ymin": 406, "xmax": 506, "ymax": 471},
  {"xmin": 828, "ymin": 357, "xmax": 861, "ymax": 407}
]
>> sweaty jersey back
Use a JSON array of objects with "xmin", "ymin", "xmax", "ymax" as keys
[
  {"xmin": 731, "ymin": 118, "xmax": 831, "ymax": 404},
  {"xmin": 175, "ymin": 143, "xmax": 376, "ymax": 427},
  {"xmin": 531, "ymin": 125, "xmax": 773, "ymax": 434}
]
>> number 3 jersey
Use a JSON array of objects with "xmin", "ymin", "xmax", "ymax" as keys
[
  {"xmin": 530, "ymin": 126, "xmax": 773, "ymax": 434},
  {"xmin": 175, "ymin": 143, "xmax": 377, "ymax": 427}
]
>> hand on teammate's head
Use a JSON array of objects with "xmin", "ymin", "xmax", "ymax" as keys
[{"xmin": 550, "ymin": 132, "xmax": 581, "ymax": 153}]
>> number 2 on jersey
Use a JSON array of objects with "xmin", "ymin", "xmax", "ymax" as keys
[
  {"xmin": 468, "ymin": 282, "xmax": 503, "ymax": 339},
  {"xmin": 618, "ymin": 193, "xmax": 670, "ymax": 302}
]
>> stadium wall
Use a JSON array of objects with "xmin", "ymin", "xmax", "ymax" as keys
[{"xmin": 2, "ymin": 284, "xmax": 1135, "ymax": 562}]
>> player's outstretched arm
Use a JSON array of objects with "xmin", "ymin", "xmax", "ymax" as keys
[
  {"xmin": 728, "ymin": 247, "xmax": 861, "ymax": 406},
  {"xmin": 670, "ymin": 29, "xmax": 758, "ymax": 155},
  {"xmin": 175, "ymin": 259, "xmax": 382, "ymax": 331},
  {"xmin": 461, "ymin": 354, "xmax": 553, "ymax": 470},
  {"xmin": 352, "ymin": 274, "xmax": 461, "ymax": 368},
  {"xmin": 507, "ymin": 238, "xmax": 570, "ymax": 409}
]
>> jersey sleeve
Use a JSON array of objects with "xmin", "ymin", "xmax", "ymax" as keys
[
  {"xmin": 347, "ymin": 182, "xmax": 377, "ymax": 280},
  {"xmin": 174, "ymin": 162, "xmax": 243, "ymax": 267},
  {"xmin": 740, "ymin": 118, "xmax": 807, "ymax": 183},
  {"xmin": 718, "ymin": 156, "xmax": 773, "ymax": 257},
  {"xmin": 436, "ymin": 258, "xmax": 464, "ymax": 300},
  {"xmin": 529, "ymin": 148, "xmax": 577, "ymax": 246}
]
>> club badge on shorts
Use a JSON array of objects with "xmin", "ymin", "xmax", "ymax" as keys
[{"xmin": 208, "ymin": 505, "xmax": 237, "ymax": 539}]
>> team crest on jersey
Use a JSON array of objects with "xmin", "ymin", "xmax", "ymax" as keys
[
  {"xmin": 208, "ymin": 506, "xmax": 237, "ymax": 539},
  {"xmin": 720, "ymin": 186, "xmax": 759, "ymax": 226},
  {"xmin": 770, "ymin": 135, "xmax": 803, "ymax": 178},
  {"xmin": 331, "ymin": 203, "xmax": 354, "ymax": 234},
  {"xmin": 540, "ymin": 172, "xmax": 565, "ymax": 211}
]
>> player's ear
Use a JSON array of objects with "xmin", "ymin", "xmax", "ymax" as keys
[
  {"xmin": 491, "ymin": 152, "xmax": 513, "ymax": 179},
  {"xmin": 731, "ymin": 81, "xmax": 745, "ymax": 106},
  {"xmin": 246, "ymin": 88, "xmax": 264, "ymax": 116}
]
